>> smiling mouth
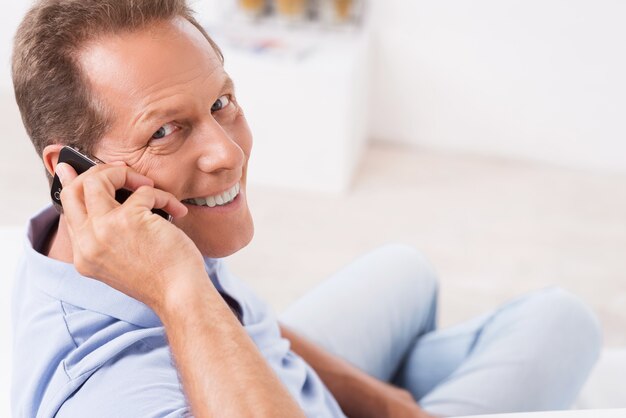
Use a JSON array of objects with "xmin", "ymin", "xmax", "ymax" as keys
[{"xmin": 182, "ymin": 182, "xmax": 240, "ymax": 207}]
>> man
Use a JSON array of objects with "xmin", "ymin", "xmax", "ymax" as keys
[{"xmin": 11, "ymin": 1, "xmax": 602, "ymax": 417}]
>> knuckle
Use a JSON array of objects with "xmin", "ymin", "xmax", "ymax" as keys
[
  {"xmin": 82, "ymin": 174, "xmax": 101, "ymax": 191},
  {"xmin": 162, "ymin": 190, "xmax": 176, "ymax": 200},
  {"xmin": 114, "ymin": 210, "xmax": 133, "ymax": 229},
  {"xmin": 91, "ymin": 163, "xmax": 111, "ymax": 173},
  {"xmin": 92, "ymin": 218, "xmax": 112, "ymax": 240},
  {"xmin": 136, "ymin": 184, "xmax": 154, "ymax": 195},
  {"xmin": 109, "ymin": 164, "xmax": 131, "ymax": 176}
]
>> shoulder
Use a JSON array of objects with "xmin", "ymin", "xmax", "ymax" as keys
[{"xmin": 57, "ymin": 336, "xmax": 190, "ymax": 418}]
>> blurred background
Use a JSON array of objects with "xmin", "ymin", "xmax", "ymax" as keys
[{"xmin": 1, "ymin": 0, "xmax": 625, "ymax": 409}]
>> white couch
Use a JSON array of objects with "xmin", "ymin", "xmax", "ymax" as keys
[
  {"xmin": 1, "ymin": 227, "xmax": 624, "ymax": 417},
  {"xmin": 1, "ymin": 226, "xmax": 22, "ymax": 417}
]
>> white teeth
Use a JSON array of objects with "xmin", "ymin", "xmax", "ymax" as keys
[{"xmin": 185, "ymin": 182, "xmax": 240, "ymax": 207}]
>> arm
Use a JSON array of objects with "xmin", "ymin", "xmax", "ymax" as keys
[
  {"xmin": 279, "ymin": 324, "xmax": 435, "ymax": 418},
  {"xmin": 56, "ymin": 162, "xmax": 305, "ymax": 418},
  {"xmin": 159, "ymin": 278, "xmax": 305, "ymax": 418}
]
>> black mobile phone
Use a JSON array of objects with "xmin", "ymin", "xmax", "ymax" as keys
[{"xmin": 51, "ymin": 146, "xmax": 172, "ymax": 222}]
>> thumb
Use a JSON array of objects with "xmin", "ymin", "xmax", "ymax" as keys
[{"xmin": 55, "ymin": 162, "xmax": 78, "ymax": 186}]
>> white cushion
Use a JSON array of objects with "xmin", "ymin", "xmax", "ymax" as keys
[
  {"xmin": 574, "ymin": 348, "xmax": 626, "ymax": 409},
  {"xmin": 460, "ymin": 409, "xmax": 626, "ymax": 418},
  {"xmin": 1, "ymin": 226, "xmax": 25, "ymax": 418}
]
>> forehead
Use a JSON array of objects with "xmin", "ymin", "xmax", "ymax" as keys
[{"xmin": 77, "ymin": 16, "xmax": 224, "ymax": 112}]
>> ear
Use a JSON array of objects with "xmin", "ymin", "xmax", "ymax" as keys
[{"xmin": 42, "ymin": 144, "xmax": 65, "ymax": 177}]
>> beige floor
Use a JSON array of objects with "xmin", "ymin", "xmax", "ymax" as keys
[{"xmin": 2, "ymin": 95, "xmax": 625, "ymax": 346}]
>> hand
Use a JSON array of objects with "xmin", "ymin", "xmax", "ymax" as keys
[{"xmin": 56, "ymin": 161, "xmax": 207, "ymax": 313}]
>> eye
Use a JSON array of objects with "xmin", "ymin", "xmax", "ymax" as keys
[
  {"xmin": 151, "ymin": 122, "xmax": 178, "ymax": 140},
  {"xmin": 211, "ymin": 95, "xmax": 231, "ymax": 113}
]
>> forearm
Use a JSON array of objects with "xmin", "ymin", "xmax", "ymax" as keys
[
  {"xmin": 54, "ymin": 163, "xmax": 302, "ymax": 416},
  {"xmin": 279, "ymin": 323, "xmax": 404, "ymax": 418},
  {"xmin": 159, "ymin": 278, "xmax": 305, "ymax": 418}
]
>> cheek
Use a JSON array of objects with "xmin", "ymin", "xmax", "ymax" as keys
[
  {"xmin": 230, "ymin": 113, "xmax": 253, "ymax": 158},
  {"xmin": 134, "ymin": 155, "xmax": 184, "ymax": 195}
]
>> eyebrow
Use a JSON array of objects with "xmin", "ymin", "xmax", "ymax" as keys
[{"xmin": 133, "ymin": 75, "xmax": 236, "ymax": 127}]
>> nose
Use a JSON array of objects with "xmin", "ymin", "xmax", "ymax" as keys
[{"xmin": 194, "ymin": 118, "xmax": 244, "ymax": 174}]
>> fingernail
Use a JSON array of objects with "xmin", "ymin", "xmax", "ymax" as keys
[{"xmin": 55, "ymin": 163, "xmax": 69, "ymax": 185}]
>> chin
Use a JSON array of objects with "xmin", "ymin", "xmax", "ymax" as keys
[{"xmin": 193, "ymin": 222, "xmax": 254, "ymax": 259}]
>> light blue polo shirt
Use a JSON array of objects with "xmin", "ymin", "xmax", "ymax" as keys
[{"xmin": 11, "ymin": 205, "xmax": 346, "ymax": 418}]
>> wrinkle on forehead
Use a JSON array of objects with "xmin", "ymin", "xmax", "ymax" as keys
[
  {"xmin": 132, "ymin": 62, "xmax": 222, "ymax": 105},
  {"xmin": 132, "ymin": 72, "xmax": 230, "ymax": 129},
  {"xmin": 77, "ymin": 17, "xmax": 224, "ymax": 122}
]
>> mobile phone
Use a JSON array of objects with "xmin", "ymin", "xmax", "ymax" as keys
[{"xmin": 51, "ymin": 146, "xmax": 172, "ymax": 222}]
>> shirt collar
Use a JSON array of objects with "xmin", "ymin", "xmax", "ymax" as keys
[{"xmin": 24, "ymin": 205, "xmax": 230, "ymax": 328}]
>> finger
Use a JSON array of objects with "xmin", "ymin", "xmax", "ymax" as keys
[
  {"xmin": 123, "ymin": 185, "xmax": 188, "ymax": 219},
  {"xmin": 56, "ymin": 163, "xmax": 88, "ymax": 228},
  {"xmin": 82, "ymin": 165, "xmax": 154, "ymax": 217},
  {"xmin": 154, "ymin": 190, "xmax": 188, "ymax": 219},
  {"xmin": 55, "ymin": 162, "xmax": 78, "ymax": 185},
  {"xmin": 86, "ymin": 163, "xmax": 155, "ymax": 192}
]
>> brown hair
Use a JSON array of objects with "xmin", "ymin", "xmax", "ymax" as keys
[{"xmin": 12, "ymin": 0, "xmax": 223, "ymax": 184}]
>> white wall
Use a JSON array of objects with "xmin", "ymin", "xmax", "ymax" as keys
[
  {"xmin": 368, "ymin": 0, "xmax": 626, "ymax": 172},
  {"xmin": 2, "ymin": 1, "xmax": 625, "ymax": 172}
]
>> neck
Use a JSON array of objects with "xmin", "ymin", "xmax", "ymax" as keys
[{"xmin": 45, "ymin": 215, "xmax": 74, "ymax": 264}]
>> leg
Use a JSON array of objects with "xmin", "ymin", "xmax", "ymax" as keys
[
  {"xmin": 393, "ymin": 287, "xmax": 603, "ymax": 416},
  {"xmin": 279, "ymin": 242, "xmax": 440, "ymax": 382}
]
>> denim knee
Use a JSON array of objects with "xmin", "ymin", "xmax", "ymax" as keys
[
  {"xmin": 372, "ymin": 242, "xmax": 440, "ymax": 298},
  {"xmin": 519, "ymin": 287, "xmax": 603, "ymax": 406},
  {"xmin": 531, "ymin": 286, "xmax": 602, "ymax": 358}
]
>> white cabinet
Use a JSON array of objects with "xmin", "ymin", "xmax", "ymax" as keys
[{"xmin": 209, "ymin": 23, "xmax": 371, "ymax": 193}]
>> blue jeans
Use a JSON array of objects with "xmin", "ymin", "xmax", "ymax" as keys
[{"xmin": 279, "ymin": 243, "xmax": 602, "ymax": 417}]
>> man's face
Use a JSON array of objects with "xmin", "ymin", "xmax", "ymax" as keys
[{"xmin": 77, "ymin": 17, "xmax": 254, "ymax": 258}]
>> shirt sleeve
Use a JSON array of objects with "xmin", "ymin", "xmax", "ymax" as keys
[{"xmin": 56, "ymin": 338, "xmax": 192, "ymax": 418}]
